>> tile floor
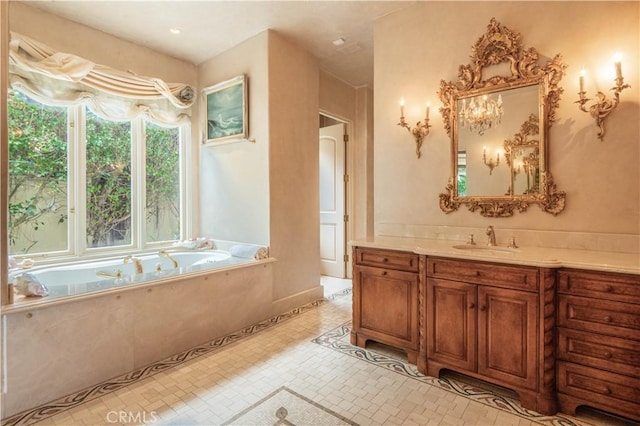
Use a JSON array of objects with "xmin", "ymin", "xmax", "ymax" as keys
[{"xmin": 4, "ymin": 277, "xmax": 637, "ymax": 426}]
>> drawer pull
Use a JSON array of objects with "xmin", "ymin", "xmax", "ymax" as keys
[
  {"xmin": 603, "ymin": 316, "xmax": 612, "ymax": 322},
  {"xmin": 603, "ymin": 351, "xmax": 612, "ymax": 359},
  {"xmin": 602, "ymin": 386, "xmax": 611, "ymax": 395},
  {"xmin": 382, "ymin": 271, "xmax": 388, "ymax": 276},
  {"xmin": 383, "ymin": 257, "xmax": 389, "ymax": 262},
  {"xmin": 469, "ymin": 303, "xmax": 475, "ymax": 309},
  {"xmin": 479, "ymin": 305, "xmax": 487, "ymax": 311},
  {"xmin": 474, "ymin": 271, "xmax": 480, "ymax": 276},
  {"xmin": 604, "ymin": 285, "xmax": 613, "ymax": 292}
]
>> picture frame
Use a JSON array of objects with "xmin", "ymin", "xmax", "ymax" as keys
[{"xmin": 202, "ymin": 74, "xmax": 248, "ymax": 144}]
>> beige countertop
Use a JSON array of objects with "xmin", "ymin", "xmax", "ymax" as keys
[{"xmin": 350, "ymin": 236, "xmax": 640, "ymax": 275}]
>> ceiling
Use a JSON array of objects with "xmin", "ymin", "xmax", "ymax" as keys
[{"xmin": 19, "ymin": 0, "xmax": 419, "ymax": 88}]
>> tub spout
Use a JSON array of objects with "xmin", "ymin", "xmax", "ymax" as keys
[
  {"xmin": 124, "ymin": 256, "xmax": 144, "ymax": 274},
  {"xmin": 97, "ymin": 269, "xmax": 123, "ymax": 279},
  {"xmin": 159, "ymin": 250, "xmax": 178, "ymax": 269}
]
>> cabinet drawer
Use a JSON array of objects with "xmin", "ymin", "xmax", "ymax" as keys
[
  {"xmin": 558, "ymin": 269, "xmax": 640, "ymax": 304},
  {"xmin": 557, "ymin": 362, "xmax": 640, "ymax": 414},
  {"xmin": 558, "ymin": 295, "xmax": 640, "ymax": 340},
  {"xmin": 557, "ymin": 328, "xmax": 640, "ymax": 377},
  {"xmin": 354, "ymin": 248, "xmax": 419, "ymax": 272},
  {"xmin": 426, "ymin": 257, "xmax": 538, "ymax": 291}
]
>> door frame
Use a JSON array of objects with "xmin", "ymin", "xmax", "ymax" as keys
[{"xmin": 319, "ymin": 111, "xmax": 353, "ymax": 278}]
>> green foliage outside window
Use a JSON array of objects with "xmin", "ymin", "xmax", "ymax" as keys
[
  {"xmin": 8, "ymin": 90, "xmax": 182, "ymax": 254},
  {"xmin": 8, "ymin": 91, "xmax": 68, "ymax": 253}
]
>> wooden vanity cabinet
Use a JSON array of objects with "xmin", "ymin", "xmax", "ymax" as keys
[
  {"xmin": 425, "ymin": 257, "xmax": 556, "ymax": 415},
  {"xmin": 351, "ymin": 247, "xmax": 423, "ymax": 364},
  {"xmin": 556, "ymin": 269, "xmax": 640, "ymax": 422}
]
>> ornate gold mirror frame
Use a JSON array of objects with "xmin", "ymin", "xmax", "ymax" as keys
[{"xmin": 438, "ymin": 18, "xmax": 567, "ymax": 217}]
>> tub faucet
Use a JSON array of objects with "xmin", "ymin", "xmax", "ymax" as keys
[
  {"xmin": 124, "ymin": 255, "xmax": 144, "ymax": 274},
  {"xmin": 97, "ymin": 269, "xmax": 122, "ymax": 279},
  {"xmin": 159, "ymin": 250, "xmax": 178, "ymax": 269},
  {"xmin": 486, "ymin": 226, "xmax": 497, "ymax": 246}
]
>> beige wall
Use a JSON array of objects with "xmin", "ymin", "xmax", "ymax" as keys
[
  {"xmin": 268, "ymin": 31, "xmax": 321, "ymax": 304},
  {"xmin": 374, "ymin": 2, "xmax": 639, "ymax": 247},
  {"xmin": 198, "ymin": 32, "xmax": 270, "ymax": 245},
  {"xmin": 198, "ymin": 30, "xmax": 323, "ymax": 308}
]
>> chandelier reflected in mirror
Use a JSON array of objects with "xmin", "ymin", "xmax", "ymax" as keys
[{"xmin": 459, "ymin": 94, "xmax": 504, "ymax": 135}]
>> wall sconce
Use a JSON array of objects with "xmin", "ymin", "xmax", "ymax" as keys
[
  {"xmin": 398, "ymin": 98, "xmax": 431, "ymax": 158},
  {"xmin": 483, "ymin": 146, "xmax": 500, "ymax": 175},
  {"xmin": 575, "ymin": 53, "xmax": 631, "ymax": 141}
]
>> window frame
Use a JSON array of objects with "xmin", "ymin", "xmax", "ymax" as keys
[{"xmin": 8, "ymin": 92, "xmax": 191, "ymax": 263}]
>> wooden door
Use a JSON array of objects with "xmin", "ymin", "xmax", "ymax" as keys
[
  {"xmin": 319, "ymin": 123, "xmax": 345, "ymax": 277},
  {"xmin": 427, "ymin": 278, "xmax": 477, "ymax": 372},
  {"xmin": 477, "ymin": 286, "xmax": 538, "ymax": 390}
]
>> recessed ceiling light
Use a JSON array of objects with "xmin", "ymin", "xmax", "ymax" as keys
[
  {"xmin": 332, "ymin": 38, "xmax": 346, "ymax": 46},
  {"xmin": 169, "ymin": 28, "xmax": 181, "ymax": 35}
]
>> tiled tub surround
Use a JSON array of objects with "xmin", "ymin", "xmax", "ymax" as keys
[{"xmin": 1, "ymin": 258, "xmax": 279, "ymax": 418}]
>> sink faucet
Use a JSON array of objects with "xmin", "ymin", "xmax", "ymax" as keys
[
  {"xmin": 159, "ymin": 250, "xmax": 178, "ymax": 269},
  {"xmin": 124, "ymin": 255, "xmax": 144, "ymax": 274},
  {"xmin": 486, "ymin": 226, "xmax": 497, "ymax": 246}
]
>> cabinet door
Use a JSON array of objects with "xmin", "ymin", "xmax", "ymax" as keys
[
  {"xmin": 427, "ymin": 278, "xmax": 477, "ymax": 372},
  {"xmin": 353, "ymin": 265, "xmax": 419, "ymax": 350},
  {"xmin": 477, "ymin": 286, "xmax": 538, "ymax": 390}
]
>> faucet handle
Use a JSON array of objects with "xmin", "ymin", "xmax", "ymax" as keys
[
  {"xmin": 508, "ymin": 236, "xmax": 519, "ymax": 249},
  {"xmin": 467, "ymin": 234, "xmax": 476, "ymax": 245}
]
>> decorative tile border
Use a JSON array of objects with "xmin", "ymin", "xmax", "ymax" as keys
[
  {"xmin": 2, "ymin": 296, "xmax": 334, "ymax": 426},
  {"xmin": 312, "ymin": 322, "xmax": 590, "ymax": 426}
]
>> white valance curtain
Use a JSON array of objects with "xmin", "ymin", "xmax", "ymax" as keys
[{"xmin": 8, "ymin": 32, "xmax": 194, "ymax": 125}]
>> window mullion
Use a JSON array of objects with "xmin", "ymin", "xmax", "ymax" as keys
[
  {"xmin": 74, "ymin": 105, "xmax": 87, "ymax": 255},
  {"xmin": 133, "ymin": 118, "xmax": 145, "ymax": 249},
  {"xmin": 180, "ymin": 125, "xmax": 191, "ymax": 241}
]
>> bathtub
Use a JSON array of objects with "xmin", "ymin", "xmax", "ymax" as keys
[
  {"xmin": 2, "ymin": 248, "xmax": 280, "ymax": 419},
  {"xmin": 8, "ymin": 249, "xmax": 253, "ymax": 300}
]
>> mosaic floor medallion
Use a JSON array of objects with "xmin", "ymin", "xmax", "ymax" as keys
[{"xmin": 222, "ymin": 386, "xmax": 359, "ymax": 426}]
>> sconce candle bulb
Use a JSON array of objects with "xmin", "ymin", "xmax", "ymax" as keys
[
  {"xmin": 397, "ymin": 98, "xmax": 432, "ymax": 159},
  {"xmin": 575, "ymin": 54, "xmax": 630, "ymax": 141},
  {"xmin": 482, "ymin": 146, "xmax": 500, "ymax": 175}
]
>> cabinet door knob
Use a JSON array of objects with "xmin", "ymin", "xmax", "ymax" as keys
[
  {"xmin": 383, "ymin": 257, "xmax": 388, "ymax": 262},
  {"xmin": 468, "ymin": 303, "xmax": 475, "ymax": 309},
  {"xmin": 479, "ymin": 305, "xmax": 487, "ymax": 311},
  {"xmin": 381, "ymin": 271, "xmax": 387, "ymax": 276},
  {"xmin": 602, "ymin": 387, "xmax": 611, "ymax": 395},
  {"xmin": 603, "ymin": 351, "xmax": 612, "ymax": 359},
  {"xmin": 603, "ymin": 316, "xmax": 612, "ymax": 322}
]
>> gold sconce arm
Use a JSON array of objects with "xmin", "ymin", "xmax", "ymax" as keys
[
  {"xmin": 397, "ymin": 105, "xmax": 432, "ymax": 159},
  {"xmin": 576, "ymin": 59, "xmax": 630, "ymax": 141},
  {"xmin": 482, "ymin": 149, "xmax": 500, "ymax": 175}
]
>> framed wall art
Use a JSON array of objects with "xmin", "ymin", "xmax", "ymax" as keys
[{"xmin": 202, "ymin": 74, "xmax": 248, "ymax": 144}]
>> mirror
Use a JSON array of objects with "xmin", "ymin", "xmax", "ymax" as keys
[{"xmin": 438, "ymin": 18, "xmax": 567, "ymax": 217}]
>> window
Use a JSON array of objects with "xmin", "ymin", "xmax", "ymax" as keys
[
  {"xmin": 8, "ymin": 89, "xmax": 188, "ymax": 257},
  {"xmin": 8, "ymin": 90, "xmax": 69, "ymax": 254}
]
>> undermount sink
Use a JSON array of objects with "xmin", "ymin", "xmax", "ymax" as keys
[{"xmin": 451, "ymin": 244, "xmax": 517, "ymax": 254}]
